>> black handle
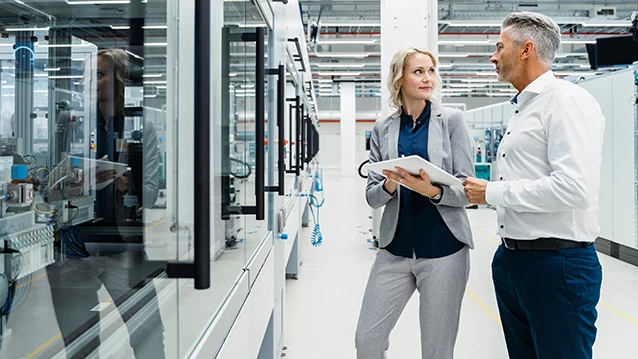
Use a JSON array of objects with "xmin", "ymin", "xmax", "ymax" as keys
[
  {"xmin": 287, "ymin": 38, "xmax": 306, "ymax": 72},
  {"xmin": 265, "ymin": 64, "xmax": 285, "ymax": 195},
  {"xmin": 254, "ymin": 27, "xmax": 265, "ymax": 219},
  {"xmin": 300, "ymin": 104, "xmax": 306, "ymax": 170},
  {"xmin": 166, "ymin": 0, "xmax": 210, "ymax": 289}
]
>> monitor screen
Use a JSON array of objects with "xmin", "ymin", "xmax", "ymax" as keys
[{"xmin": 594, "ymin": 35, "xmax": 638, "ymax": 68}]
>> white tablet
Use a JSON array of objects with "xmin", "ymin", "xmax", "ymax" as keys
[{"xmin": 364, "ymin": 155, "xmax": 462, "ymax": 187}]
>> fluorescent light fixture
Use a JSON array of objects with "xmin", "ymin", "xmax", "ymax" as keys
[
  {"xmin": 34, "ymin": 73, "xmax": 48, "ymax": 77},
  {"xmin": 315, "ymin": 53, "xmax": 369, "ymax": 58},
  {"xmin": 438, "ymin": 64, "xmax": 454, "ymax": 68},
  {"xmin": 4, "ymin": 85, "xmax": 15, "ymax": 88},
  {"xmin": 441, "ymin": 88, "xmax": 472, "ymax": 92},
  {"xmin": 319, "ymin": 22, "xmax": 381, "ymax": 27},
  {"xmin": 1, "ymin": 80, "xmax": 6, "ymax": 84},
  {"xmin": 72, "ymin": 58, "xmax": 85, "ymax": 62},
  {"xmin": 0, "ymin": 44, "xmax": 14, "ymax": 47},
  {"xmin": 240, "ymin": 84, "xmax": 254, "ymax": 88},
  {"xmin": 317, "ymin": 39, "xmax": 376, "ymax": 45},
  {"xmin": 445, "ymin": 22, "xmax": 502, "ymax": 27},
  {"xmin": 143, "ymin": 25, "xmax": 168, "ymax": 29},
  {"xmin": 34, "ymin": 90, "xmax": 47, "ymax": 93},
  {"xmin": 1, "ymin": 66, "xmax": 13, "ymax": 70},
  {"xmin": 156, "ymin": 85, "xmax": 167, "ymax": 89},
  {"xmin": 144, "ymin": 94, "xmax": 157, "ymax": 98},
  {"xmin": 5, "ymin": 27, "xmax": 49, "ymax": 32},
  {"xmin": 2, "ymin": 94, "xmax": 15, "ymax": 97},
  {"xmin": 125, "ymin": 50, "xmax": 144, "ymax": 60},
  {"xmin": 581, "ymin": 22, "xmax": 631, "ymax": 27},
  {"xmin": 486, "ymin": 92, "xmax": 514, "ymax": 96},
  {"xmin": 476, "ymin": 72, "xmax": 498, "ymax": 76},
  {"xmin": 460, "ymin": 78, "xmax": 499, "ymax": 83},
  {"xmin": 444, "ymin": 62, "xmax": 495, "ymax": 67},
  {"xmin": 49, "ymin": 75, "xmax": 83, "ymax": 79},
  {"xmin": 144, "ymin": 42, "xmax": 167, "ymax": 47},
  {"xmin": 317, "ymin": 79, "xmax": 332, "ymax": 83},
  {"xmin": 236, "ymin": 23, "xmax": 267, "ymax": 28},
  {"xmin": 66, "ymin": 1, "xmax": 130, "ymax": 4},
  {"xmin": 449, "ymin": 84, "xmax": 486, "ymax": 88},
  {"xmin": 315, "ymin": 63, "xmax": 366, "ymax": 68},
  {"xmin": 142, "ymin": 73, "xmax": 163, "ymax": 78},
  {"xmin": 499, "ymin": 89, "xmax": 518, "ymax": 92},
  {"xmin": 111, "ymin": 25, "xmax": 130, "ymax": 30},
  {"xmin": 316, "ymin": 72, "xmax": 361, "ymax": 76},
  {"xmin": 145, "ymin": 80, "xmax": 167, "ymax": 84},
  {"xmin": 561, "ymin": 39, "xmax": 596, "ymax": 44},
  {"xmin": 438, "ymin": 40, "xmax": 490, "ymax": 45},
  {"xmin": 44, "ymin": 67, "xmax": 60, "ymax": 72},
  {"xmin": 554, "ymin": 71, "xmax": 598, "ymax": 76},
  {"xmin": 318, "ymin": 84, "xmax": 332, "ymax": 88},
  {"xmin": 438, "ymin": 53, "xmax": 470, "ymax": 58}
]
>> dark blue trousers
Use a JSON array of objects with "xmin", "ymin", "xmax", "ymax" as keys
[{"xmin": 491, "ymin": 244, "xmax": 602, "ymax": 359}]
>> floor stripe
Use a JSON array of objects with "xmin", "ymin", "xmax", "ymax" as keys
[
  {"xmin": 25, "ymin": 332, "xmax": 62, "ymax": 358},
  {"xmin": 466, "ymin": 286, "xmax": 502, "ymax": 326},
  {"xmin": 16, "ymin": 273, "xmax": 47, "ymax": 289},
  {"xmin": 472, "ymin": 228, "xmax": 500, "ymax": 245},
  {"xmin": 599, "ymin": 300, "xmax": 638, "ymax": 325}
]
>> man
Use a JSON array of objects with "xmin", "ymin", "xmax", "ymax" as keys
[{"xmin": 462, "ymin": 12, "xmax": 605, "ymax": 359}]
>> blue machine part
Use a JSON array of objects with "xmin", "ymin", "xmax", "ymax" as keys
[
  {"xmin": 11, "ymin": 165, "xmax": 28, "ymax": 181},
  {"xmin": 70, "ymin": 157, "xmax": 81, "ymax": 167}
]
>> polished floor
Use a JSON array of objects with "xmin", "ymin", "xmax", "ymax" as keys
[{"xmin": 283, "ymin": 171, "xmax": 638, "ymax": 359}]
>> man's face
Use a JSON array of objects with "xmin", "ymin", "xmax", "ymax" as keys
[{"xmin": 490, "ymin": 27, "xmax": 519, "ymax": 83}]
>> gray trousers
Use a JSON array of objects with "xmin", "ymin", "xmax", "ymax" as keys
[{"xmin": 355, "ymin": 246, "xmax": 470, "ymax": 359}]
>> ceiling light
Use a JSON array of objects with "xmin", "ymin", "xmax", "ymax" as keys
[
  {"xmin": 145, "ymin": 80, "xmax": 167, "ymax": 84},
  {"xmin": 316, "ymin": 72, "xmax": 361, "ymax": 76},
  {"xmin": 144, "ymin": 42, "xmax": 167, "ymax": 47},
  {"xmin": 438, "ymin": 64, "xmax": 454, "ymax": 68},
  {"xmin": 315, "ymin": 63, "xmax": 366, "ymax": 68},
  {"xmin": 144, "ymin": 94, "xmax": 157, "ymax": 98},
  {"xmin": 142, "ymin": 73, "xmax": 163, "ymax": 78},
  {"xmin": 561, "ymin": 39, "xmax": 596, "ymax": 44},
  {"xmin": 438, "ymin": 40, "xmax": 491, "ymax": 45},
  {"xmin": 449, "ymin": 84, "xmax": 486, "ymax": 88},
  {"xmin": 317, "ymin": 39, "xmax": 376, "ymax": 45},
  {"xmin": 581, "ymin": 22, "xmax": 631, "ymax": 27},
  {"xmin": 317, "ymin": 79, "xmax": 332, "ymax": 83},
  {"xmin": 49, "ymin": 75, "xmax": 83, "ymax": 79},
  {"xmin": 44, "ymin": 67, "xmax": 61, "ymax": 72},
  {"xmin": 0, "ymin": 44, "xmax": 14, "ymax": 47},
  {"xmin": 66, "ymin": 0, "xmax": 130, "ymax": 4},
  {"xmin": 319, "ymin": 22, "xmax": 381, "ymax": 27},
  {"xmin": 111, "ymin": 25, "xmax": 130, "ymax": 30},
  {"xmin": 460, "ymin": 79, "xmax": 499, "ymax": 83},
  {"xmin": 5, "ymin": 27, "xmax": 49, "ymax": 32},
  {"xmin": 476, "ymin": 72, "xmax": 498, "ymax": 76},
  {"xmin": 486, "ymin": 92, "xmax": 514, "ymax": 96},
  {"xmin": 438, "ymin": 53, "xmax": 470, "ymax": 58},
  {"xmin": 315, "ymin": 53, "xmax": 369, "ymax": 58},
  {"xmin": 236, "ymin": 23, "xmax": 267, "ymax": 28},
  {"xmin": 143, "ymin": 25, "xmax": 168, "ymax": 29},
  {"xmin": 444, "ymin": 22, "xmax": 502, "ymax": 27},
  {"xmin": 554, "ymin": 71, "xmax": 598, "ymax": 76}
]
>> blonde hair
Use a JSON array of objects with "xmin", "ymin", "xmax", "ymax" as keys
[
  {"xmin": 97, "ymin": 48, "xmax": 128, "ymax": 117},
  {"xmin": 387, "ymin": 47, "xmax": 442, "ymax": 110}
]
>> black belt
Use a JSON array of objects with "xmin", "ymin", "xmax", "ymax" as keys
[{"xmin": 502, "ymin": 237, "xmax": 592, "ymax": 251}]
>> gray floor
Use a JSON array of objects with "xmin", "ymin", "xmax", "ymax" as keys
[{"xmin": 283, "ymin": 171, "xmax": 638, "ymax": 359}]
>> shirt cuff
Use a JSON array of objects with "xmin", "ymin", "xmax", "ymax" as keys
[
  {"xmin": 486, "ymin": 181, "xmax": 506, "ymax": 207},
  {"xmin": 381, "ymin": 180, "xmax": 396, "ymax": 197}
]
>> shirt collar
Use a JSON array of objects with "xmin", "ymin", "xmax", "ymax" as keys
[
  {"xmin": 510, "ymin": 70, "xmax": 555, "ymax": 107},
  {"xmin": 401, "ymin": 101, "xmax": 431, "ymax": 126}
]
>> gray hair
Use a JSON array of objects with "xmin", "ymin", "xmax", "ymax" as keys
[{"xmin": 502, "ymin": 12, "xmax": 561, "ymax": 68}]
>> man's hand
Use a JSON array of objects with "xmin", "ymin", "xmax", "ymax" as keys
[
  {"xmin": 462, "ymin": 177, "xmax": 489, "ymax": 204},
  {"xmin": 114, "ymin": 176, "xmax": 129, "ymax": 193},
  {"xmin": 384, "ymin": 166, "xmax": 440, "ymax": 198}
]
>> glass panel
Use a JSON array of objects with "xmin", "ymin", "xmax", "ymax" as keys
[{"xmin": 0, "ymin": 1, "xmax": 179, "ymax": 358}]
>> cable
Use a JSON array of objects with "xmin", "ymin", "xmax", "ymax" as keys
[
  {"xmin": 229, "ymin": 158, "xmax": 252, "ymax": 179},
  {"xmin": 358, "ymin": 159, "xmax": 370, "ymax": 179}
]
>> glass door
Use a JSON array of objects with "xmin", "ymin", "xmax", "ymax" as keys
[{"xmin": 0, "ymin": 0, "xmax": 180, "ymax": 358}]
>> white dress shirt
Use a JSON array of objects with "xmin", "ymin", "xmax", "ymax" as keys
[{"xmin": 485, "ymin": 71, "xmax": 605, "ymax": 242}]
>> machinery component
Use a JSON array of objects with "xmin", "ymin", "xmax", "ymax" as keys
[
  {"xmin": 6, "ymin": 183, "xmax": 34, "ymax": 209},
  {"xmin": 0, "ymin": 211, "xmax": 35, "ymax": 237},
  {"xmin": 62, "ymin": 195, "xmax": 95, "ymax": 226},
  {"xmin": 2, "ymin": 224, "xmax": 55, "ymax": 279}
]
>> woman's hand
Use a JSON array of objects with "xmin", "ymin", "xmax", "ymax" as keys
[{"xmin": 389, "ymin": 166, "xmax": 440, "ymax": 198}]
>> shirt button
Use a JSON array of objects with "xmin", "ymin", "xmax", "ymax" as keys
[
  {"xmin": 500, "ymin": 225, "xmax": 504, "ymax": 229},
  {"xmin": 500, "ymin": 177, "xmax": 503, "ymax": 180},
  {"xmin": 515, "ymin": 110, "xmax": 519, "ymax": 114},
  {"xmin": 507, "ymin": 132, "xmax": 511, "ymax": 135},
  {"xmin": 502, "ymin": 154, "xmax": 506, "ymax": 158}
]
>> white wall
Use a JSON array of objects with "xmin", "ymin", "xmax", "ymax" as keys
[{"xmin": 318, "ymin": 122, "xmax": 375, "ymax": 172}]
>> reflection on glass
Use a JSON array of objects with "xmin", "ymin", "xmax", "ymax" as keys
[{"xmin": 0, "ymin": 1, "xmax": 174, "ymax": 358}]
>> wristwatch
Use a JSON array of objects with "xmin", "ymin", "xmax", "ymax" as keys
[{"xmin": 428, "ymin": 185, "xmax": 443, "ymax": 201}]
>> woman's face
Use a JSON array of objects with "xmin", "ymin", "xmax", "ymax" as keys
[
  {"xmin": 96, "ymin": 56, "xmax": 114, "ymax": 103},
  {"xmin": 399, "ymin": 52, "xmax": 436, "ymax": 102}
]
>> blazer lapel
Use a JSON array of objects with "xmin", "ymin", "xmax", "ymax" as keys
[
  {"xmin": 388, "ymin": 110, "xmax": 401, "ymax": 159},
  {"xmin": 428, "ymin": 102, "xmax": 443, "ymax": 168}
]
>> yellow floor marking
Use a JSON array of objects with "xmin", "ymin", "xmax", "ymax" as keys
[{"xmin": 466, "ymin": 286, "xmax": 502, "ymax": 326}]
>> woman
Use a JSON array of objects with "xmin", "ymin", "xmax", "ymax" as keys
[{"xmin": 355, "ymin": 47, "xmax": 475, "ymax": 359}]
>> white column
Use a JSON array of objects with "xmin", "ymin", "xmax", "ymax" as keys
[
  {"xmin": 340, "ymin": 82, "xmax": 356, "ymax": 177},
  {"xmin": 380, "ymin": 0, "xmax": 438, "ymax": 118}
]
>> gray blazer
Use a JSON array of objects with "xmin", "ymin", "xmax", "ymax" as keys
[{"xmin": 365, "ymin": 102, "xmax": 476, "ymax": 249}]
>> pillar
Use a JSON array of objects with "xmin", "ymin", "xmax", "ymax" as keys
[
  {"xmin": 380, "ymin": 0, "xmax": 438, "ymax": 118},
  {"xmin": 340, "ymin": 82, "xmax": 355, "ymax": 177}
]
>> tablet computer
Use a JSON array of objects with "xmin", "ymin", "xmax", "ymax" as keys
[{"xmin": 364, "ymin": 155, "xmax": 462, "ymax": 187}]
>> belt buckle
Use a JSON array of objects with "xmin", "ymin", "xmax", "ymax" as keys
[{"xmin": 502, "ymin": 238, "xmax": 516, "ymax": 250}]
